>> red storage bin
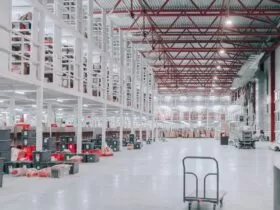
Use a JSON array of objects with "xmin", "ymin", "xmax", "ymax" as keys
[
  {"xmin": 51, "ymin": 153, "xmax": 64, "ymax": 161},
  {"xmin": 68, "ymin": 143, "xmax": 77, "ymax": 153}
]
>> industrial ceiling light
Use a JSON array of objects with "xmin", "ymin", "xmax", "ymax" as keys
[
  {"xmin": 15, "ymin": 91, "xmax": 25, "ymax": 95},
  {"xmin": 225, "ymin": 19, "xmax": 233, "ymax": 26},
  {"xmin": 0, "ymin": 100, "xmax": 4, "ymax": 103},
  {"xmin": 219, "ymin": 49, "xmax": 226, "ymax": 54},
  {"xmin": 56, "ymin": 99, "xmax": 64, "ymax": 103},
  {"xmin": 216, "ymin": 65, "xmax": 221, "ymax": 70},
  {"xmin": 83, "ymin": 104, "xmax": 88, "ymax": 107},
  {"xmin": 213, "ymin": 76, "xmax": 218, "ymax": 80}
]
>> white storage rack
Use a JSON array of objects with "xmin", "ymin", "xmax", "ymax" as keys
[{"xmin": 0, "ymin": 0, "xmax": 156, "ymax": 152}]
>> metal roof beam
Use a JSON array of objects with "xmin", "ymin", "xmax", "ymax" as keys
[
  {"xmin": 119, "ymin": 26, "xmax": 278, "ymax": 31},
  {"xmin": 96, "ymin": 8, "xmax": 280, "ymax": 16},
  {"xmin": 142, "ymin": 47, "xmax": 270, "ymax": 53},
  {"xmin": 134, "ymin": 32, "xmax": 280, "ymax": 37},
  {"xmin": 148, "ymin": 57, "xmax": 246, "ymax": 61},
  {"xmin": 131, "ymin": 39, "xmax": 270, "ymax": 44},
  {"xmin": 152, "ymin": 64, "xmax": 240, "ymax": 68}
]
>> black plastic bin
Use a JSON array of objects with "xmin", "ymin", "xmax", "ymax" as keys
[
  {"xmin": 0, "ymin": 158, "xmax": 5, "ymax": 187},
  {"xmin": 220, "ymin": 136, "xmax": 229, "ymax": 145}
]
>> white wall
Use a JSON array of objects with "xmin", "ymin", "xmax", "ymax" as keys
[
  {"xmin": 0, "ymin": 0, "xmax": 11, "ymax": 73},
  {"xmin": 263, "ymin": 57, "xmax": 271, "ymax": 135},
  {"xmin": 275, "ymin": 46, "xmax": 280, "ymax": 140}
]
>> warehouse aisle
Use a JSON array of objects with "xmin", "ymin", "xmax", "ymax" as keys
[{"xmin": 0, "ymin": 139, "xmax": 274, "ymax": 210}]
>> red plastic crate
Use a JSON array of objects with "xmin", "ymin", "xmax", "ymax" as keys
[
  {"xmin": 68, "ymin": 143, "xmax": 77, "ymax": 153},
  {"xmin": 51, "ymin": 153, "xmax": 64, "ymax": 161}
]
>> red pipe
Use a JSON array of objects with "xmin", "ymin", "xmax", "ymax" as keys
[
  {"xmin": 119, "ymin": 26, "xmax": 277, "ymax": 31},
  {"xmin": 135, "ymin": 33, "xmax": 280, "ymax": 37},
  {"xmin": 142, "ymin": 47, "xmax": 271, "ymax": 53}
]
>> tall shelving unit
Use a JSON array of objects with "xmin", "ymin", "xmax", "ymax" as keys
[
  {"xmin": 61, "ymin": 40, "xmax": 75, "ymax": 89},
  {"xmin": 11, "ymin": 11, "xmax": 33, "ymax": 75}
]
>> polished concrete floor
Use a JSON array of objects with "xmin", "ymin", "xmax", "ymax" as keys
[{"xmin": 0, "ymin": 139, "xmax": 275, "ymax": 210}]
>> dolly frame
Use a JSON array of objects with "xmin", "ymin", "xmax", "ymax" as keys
[{"xmin": 182, "ymin": 156, "xmax": 226, "ymax": 210}]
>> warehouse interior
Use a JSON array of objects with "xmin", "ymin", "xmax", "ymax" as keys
[{"xmin": 0, "ymin": 0, "xmax": 280, "ymax": 210}]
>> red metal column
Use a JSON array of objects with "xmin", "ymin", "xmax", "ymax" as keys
[{"xmin": 271, "ymin": 50, "xmax": 276, "ymax": 142}]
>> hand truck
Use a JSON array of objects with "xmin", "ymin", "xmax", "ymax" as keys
[{"xmin": 182, "ymin": 156, "xmax": 226, "ymax": 210}]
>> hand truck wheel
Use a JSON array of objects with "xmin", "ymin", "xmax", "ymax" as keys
[
  {"xmin": 213, "ymin": 204, "xmax": 217, "ymax": 210},
  {"xmin": 188, "ymin": 202, "xmax": 192, "ymax": 210}
]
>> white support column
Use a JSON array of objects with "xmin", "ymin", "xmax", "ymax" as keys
[
  {"xmin": 75, "ymin": 38, "xmax": 82, "ymax": 92},
  {"xmin": 132, "ymin": 47, "xmax": 137, "ymax": 109},
  {"xmin": 139, "ymin": 116, "xmax": 143, "ymax": 140},
  {"xmin": 108, "ymin": 20, "xmax": 113, "ymax": 101},
  {"xmin": 87, "ymin": 0, "xmax": 93, "ymax": 96},
  {"xmin": 30, "ymin": 8, "xmax": 40, "ymax": 80},
  {"xmin": 152, "ymin": 117, "xmax": 155, "ymax": 140},
  {"xmin": 8, "ymin": 99, "xmax": 15, "ymax": 126},
  {"xmin": 206, "ymin": 108, "xmax": 209, "ymax": 129},
  {"xmin": 53, "ymin": 25, "xmax": 62, "ymax": 86},
  {"xmin": 139, "ymin": 57, "xmax": 144, "ymax": 112},
  {"xmin": 102, "ymin": 105, "xmax": 107, "ymax": 147},
  {"xmin": 47, "ymin": 103, "xmax": 53, "ymax": 137},
  {"xmin": 100, "ymin": 11, "xmax": 108, "ymax": 146},
  {"xmin": 76, "ymin": 96, "xmax": 83, "ymax": 154},
  {"xmin": 101, "ymin": 11, "xmax": 108, "ymax": 101},
  {"xmin": 119, "ymin": 30, "xmax": 125, "ymax": 150},
  {"xmin": 0, "ymin": 0, "xmax": 11, "ymax": 73},
  {"xmin": 119, "ymin": 108, "xmax": 124, "ymax": 150},
  {"xmin": 130, "ymin": 113, "xmax": 134, "ymax": 134},
  {"xmin": 36, "ymin": 87, "xmax": 43, "ymax": 151},
  {"xmin": 36, "ymin": 10, "xmax": 45, "ymax": 151}
]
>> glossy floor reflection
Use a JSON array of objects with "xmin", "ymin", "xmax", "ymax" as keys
[{"xmin": 0, "ymin": 139, "xmax": 274, "ymax": 210}]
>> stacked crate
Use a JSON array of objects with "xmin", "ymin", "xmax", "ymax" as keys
[
  {"xmin": 106, "ymin": 138, "xmax": 120, "ymax": 152},
  {"xmin": 43, "ymin": 137, "xmax": 56, "ymax": 151},
  {"xmin": 33, "ymin": 151, "xmax": 52, "ymax": 170},
  {"xmin": 20, "ymin": 130, "xmax": 36, "ymax": 146},
  {"xmin": 60, "ymin": 136, "xmax": 77, "ymax": 152},
  {"xmin": 0, "ymin": 130, "xmax": 11, "ymax": 164}
]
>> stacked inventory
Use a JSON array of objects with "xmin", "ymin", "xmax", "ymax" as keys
[
  {"xmin": 106, "ymin": 138, "xmax": 120, "ymax": 152},
  {"xmin": 61, "ymin": 43, "xmax": 75, "ymax": 88},
  {"xmin": 0, "ymin": 130, "xmax": 11, "ymax": 164},
  {"xmin": 19, "ymin": 130, "xmax": 36, "ymax": 146},
  {"xmin": 43, "ymin": 137, "xmax": 56, "ymax": 151},
  {"xmin": 92, "ymin": 139, "xmax": 102, "ymax": 150},
  {"xmin": 44, "ymin": 34, "xmax": 54, "ymax": 82},
  {"xmin": 11, "ymin": 18, "xmax": 32, "ymax": 75},
  {"xmin": 60, "ymin": 136, "xmax": 76, "ymax": 152},
  {"xmin": 33, "ymin": 151, "xmax": 52, "ymax": 170},
  {"xmin": 129, "ymin": 134, "xmax": 135, "ymax": 144}
]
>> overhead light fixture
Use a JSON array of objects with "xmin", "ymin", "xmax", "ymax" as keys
[
  {"xmin": 197, "ymin": 87, "xmax": 205, "ymax": 90},
  {"xmin": 0, "ymin": 100, "xmax": 4, "ymax": 103},
  {"xmin": 83, "ymin": 104, "xmax": 88, "ymax": 107},
  {"xmin": 14, "ymin": 108, "xmax": 23, "ymax": 112},
  {"xmin": 216, "ymin": 65, "xmax": 221, "ymax": 70},
  {"xmin": 213, "ymin": 76, "xmax": 218, "ymax": 80},
  {"xmin": 31, "ymin": 105, "xmax": 36, "ymax": 108},
  {"xmin": 58, "ymin": 108, "xmax": 63, "ymax": 111},
  {"xmin": 225, "ymin": 19, "xmax": 233, "ymax": 26},
  {"xmin": 15, "ymin": 91, "xmax": 25, "ymax": 95},
  {"xmin": 57, "ymin": 99, "xmax": 64, "ymax": 103},
  {"xmin": 230, "ymin": 87, "xmax": 236, "ymax": 90},
  {"xmin": 219, "ymin": 49, "xmax": 226, "ymax": 54}
]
